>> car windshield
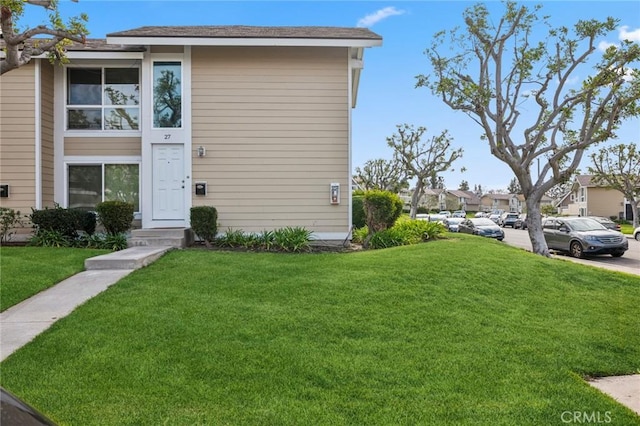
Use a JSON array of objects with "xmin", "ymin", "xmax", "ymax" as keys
[
  {"xmin": 472, "ymin": 218, "xmax": 496, "ymax": 226},
  {"xmin": 566, "ymin": 218, "xmax": 607, "ymax": 231}
]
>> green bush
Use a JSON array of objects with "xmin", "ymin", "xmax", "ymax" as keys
[
  {"xmin": 216, "ymin": 228, "xmax": 251, "ymax": 248},
  {"xmin": 190, "ymin": 206, "xmax": 218, "ymax": 246},
  {"xmin": 352, "ymin": 195, "xmax": 366, "ymax": 229},
  {"xmin": 73, "ymin": 210, "xmax": 97, "ymax": 235},
  {"xmin": 28, "ymin": 230, "xmax": 71, "ymax": 247},
  {"xmin": 351, "ymin": 226, "xmax": 368, "ymax": 244},
  {"xmin": 363, "ymin": 190, "xmax": 403, "ymax": 232},
  {"xmin": 96, "ymin": 201, "xmax": 134, "ymax": 235},
  {"xmin": 362, "ymin": 190, "xmax": 403, "ymax": 247},
  {"xmin": 0, "ymin": 207, "xmax": 23, "ymax": 244},
  {"xmin": 367, "ymin": 219, "xmax": 446, "ymax": 250},
  {"xmin": 213, "ymin": 227, "xmax": 312, "ymax": 252},
  {"xmin": 272, "ymin": 227, "xmax": 312, "ymax": 252},
  {"xmin": 76, "ymin": 232, "xmax": 128, "ymax": 251},
  {"xmin": 30, "ymin": 205, "xmax": 78, "ymax": 239}
]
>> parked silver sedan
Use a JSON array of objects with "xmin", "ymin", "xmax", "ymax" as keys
[{"xmin": 542, "ymin": 216, "xmax": 628, "ymax": 258}]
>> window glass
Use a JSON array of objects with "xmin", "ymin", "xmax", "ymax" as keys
[
  {"xmin": 68, "ymin": 109, "xmax": 102, "ymax": 130},
  {"xmin": 153, "ymin": 62, "xmax": 182, "ymax": 128},
  {"xmin": 105, "ymin": 164, "xmax": 139, "ymax": 212},
  {"xmin": 68, "ymin": 164, "xmax": 140, "ymax": 212},
  {"xmin": 68, "ymin": 165, "xmax": 102, "ymax": 210},
  {"xmin": 104, "ymin": 108, "xmax": 139, "ymax": 130},
  {"xmin": 104, "ymin": 68, "xmax": 139, "ymax": 106},
  {"xmin": 67, "ymin": 67, "xmax": 140, "ymax": 131},
  {"xmin": 68, "ymin": 68, "xmax": 101, "ymax": 105}
]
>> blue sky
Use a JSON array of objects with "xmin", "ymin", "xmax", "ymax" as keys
[{"xmin": 24, "ymin": 0, "xmax": 640, "ymax": 191}]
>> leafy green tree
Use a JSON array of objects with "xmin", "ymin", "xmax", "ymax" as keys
[
  {"xmin": 418, "ymin": 1, "xmax": 640, "ymax": 256},
  {"xmin": 388, "ymin": 124, "xmax": 463, "ymax": 219},
  {"xmin": 0, "ymin": 0, "xmax": 88, "ymax": 75},
  {"xmin": 354, "ymin": 158, "xmax": 408, "ymax": 193},
  {"xmin": 588, "ymin": 143, "xmax": 640, "ymax": 228},
  {"xmin": 459, "ymin": 180, "xmax": 470, "ymax": 191}
]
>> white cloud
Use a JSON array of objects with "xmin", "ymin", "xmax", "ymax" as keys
[
  {"xmin": 356, "ymin": 6, "xmax": 405, "ymax": 28},
  {"xmin": 619, "ymin": 25, "xmax": 640, "ymax": 42},
  {"xmin": 598, "ymin": 40, "xmax": 617, "ymax": 52}
]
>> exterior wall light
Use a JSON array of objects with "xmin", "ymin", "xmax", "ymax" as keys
[{"xmin": 197, "ymin": 146, "xmax": 206, "ymax": 157}]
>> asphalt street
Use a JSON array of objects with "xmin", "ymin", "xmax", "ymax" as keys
[{"xmin": 501, "ymin": 227, "xmax": 640, "ymax": 276}]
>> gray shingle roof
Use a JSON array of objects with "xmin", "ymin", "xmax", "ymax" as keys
[{"xmin": 107, "ymin": 25, "xmax": 382, "ymax": 41}]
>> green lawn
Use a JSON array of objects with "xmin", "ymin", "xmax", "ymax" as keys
[
  {"xmin": 0, "ymin": 247, "xmax": 107, "ymax": 312},
  {"xmin": 1, "ymin": 236, "xmax": 639, "ymax": 425}
]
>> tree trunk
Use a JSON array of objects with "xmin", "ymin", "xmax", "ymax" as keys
[
  {"xmin": 631, "ymin": 200, "xmax": 639, "ymax": 230},
  {"xmin": 409, "ymin": 180, "xmax": 425, "ymax": 219},
  {"xmin": 524, "ymin": 195, "xmax": 551, "ymax": 257}
]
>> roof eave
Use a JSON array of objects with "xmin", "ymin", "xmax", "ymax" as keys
[{"xmin": 105, "ymin": 36, "xmax": 383, "ymax": 48}]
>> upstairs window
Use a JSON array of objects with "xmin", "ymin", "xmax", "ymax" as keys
[{"xmin": 67, "ymin": 67, "xmax": 140, "ymax": 131}]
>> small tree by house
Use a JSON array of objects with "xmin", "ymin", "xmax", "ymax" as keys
[
  {"xmin": 588, "ymin": 143, "xmax": 640, "ymax": 228},
  {"xmin": 387, "ymin": 124, "xmax": 463, "ymax": 219},
  {"xmin": 1, "ymin": 0, "xmax": 88, "ymax": 75}
]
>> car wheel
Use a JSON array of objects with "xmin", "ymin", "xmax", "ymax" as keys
[
  {"xmin": 570, "ymin": 241, "xmax": 584, "ymax": 259},
  {"xmin": 635, "ymin": 233, "xmax": 640, "ymax": 241},
  {"xmin": 611, "ymin": 251, "xmax": 624, "ymax": 258}
]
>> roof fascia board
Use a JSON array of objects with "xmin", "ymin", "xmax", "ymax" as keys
[
  {"xmin": 66, "ymin": 51, "xmax": 145, "ymax": 59},
  {"xmin": 106, "ymin": 36, "xmax": 382, "ymax": 48}
]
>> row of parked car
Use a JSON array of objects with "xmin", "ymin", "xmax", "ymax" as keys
[{"xmin": 440, "ymin": 212, "xmax": 635, "ymax": 259}]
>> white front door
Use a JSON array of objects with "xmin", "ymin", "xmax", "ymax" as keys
[{"xmin": 152, "ymin": 144, "xmax": 185, "ymax": 220}]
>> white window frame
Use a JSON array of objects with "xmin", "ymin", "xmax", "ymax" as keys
[
  {"xmin": 64, "ymin": 156, "xmax": 142, "ymax": 218},
  {"xmin": 64, "ymin": 64, "xmax": 142, "ymax": 136}
]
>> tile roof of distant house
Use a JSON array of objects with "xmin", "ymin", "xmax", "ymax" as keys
[{"xmin": 107, "ymin": 26, "xmax": 382, "ymax": 41}]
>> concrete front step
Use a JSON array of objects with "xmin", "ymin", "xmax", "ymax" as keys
[
  {"xmin": 128, "ymin": 228, "xmax": 193, "ymax": 249},
  {"xmin": 85, "ymin": 247, "xmax": 171, "ymax": 270}
]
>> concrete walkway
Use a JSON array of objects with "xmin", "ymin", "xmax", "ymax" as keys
[{"xmin": 0, "ymin": 247, "xmax": 170, "ymax": 361}]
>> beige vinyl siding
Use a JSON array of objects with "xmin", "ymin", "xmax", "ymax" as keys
[
  {"xmin": 64, "ymin": 137, "xmax": 141, "ymax": 156},
  {"xmin": 191, "ymin": 46, "xmax": 350, "ymax": 233},
  {"xmin": 41, "ymin": 61, "xmax": 55, "ymax": 207},
  {"xmin": 0, "ymin": 63, "xmax": 36, "ymax": 211},
  {"xmin": 587, "ymin": 187, "xmax": 624, "ymax": 217}
]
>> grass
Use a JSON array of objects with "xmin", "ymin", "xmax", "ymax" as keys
[
  {"xmin": 620, "ymin": 223, "xmax": 635, "ymax": 235},
  {"xmin": 0, "ymin": 247, "xmax": 107, "ymax": 312},
  {"xmin": 1, "ymin": 235, "xmax": 639, "ymax": 425}
]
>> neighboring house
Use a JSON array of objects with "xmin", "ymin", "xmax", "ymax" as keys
[
  {"xmin": 447, "ymin": 190, "xmax": 481, "ymax": 212},
  {"xmin": 557, "ymin": 175, "xmax": 626, "ymax": 218},
  {"xmin": 0, "ymin": 26, "xmax": 382, "ymax": 241},
  {"xmin": 480, "ymin": 193, "xmax": 513, "ymax": 212}
]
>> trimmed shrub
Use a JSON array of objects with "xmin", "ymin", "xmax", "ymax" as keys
[
  {"xmin": 362, "ymin": 190, "xmax": 403, "ymax": 247},
  {"xmin": 363, "ymin": 190, "xmax": 403, "ymax": 232},
  {"xmin": 96, "ymin": 201, "xmax": 134, "ymax": 235},
  {"xmin": 352, "ymin": 195, "xmax": 366, "ymax": 229},
  {"xmin": 73, "ymin": 210, "xmax": 97, "ymax": 235},
  {"xmin": 190, "ymin": 206, "xmax": 218, "ymax": 246},
  {"xmin": 30, "ymin": 205, "xmax": 78, "ymax": 239}
]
